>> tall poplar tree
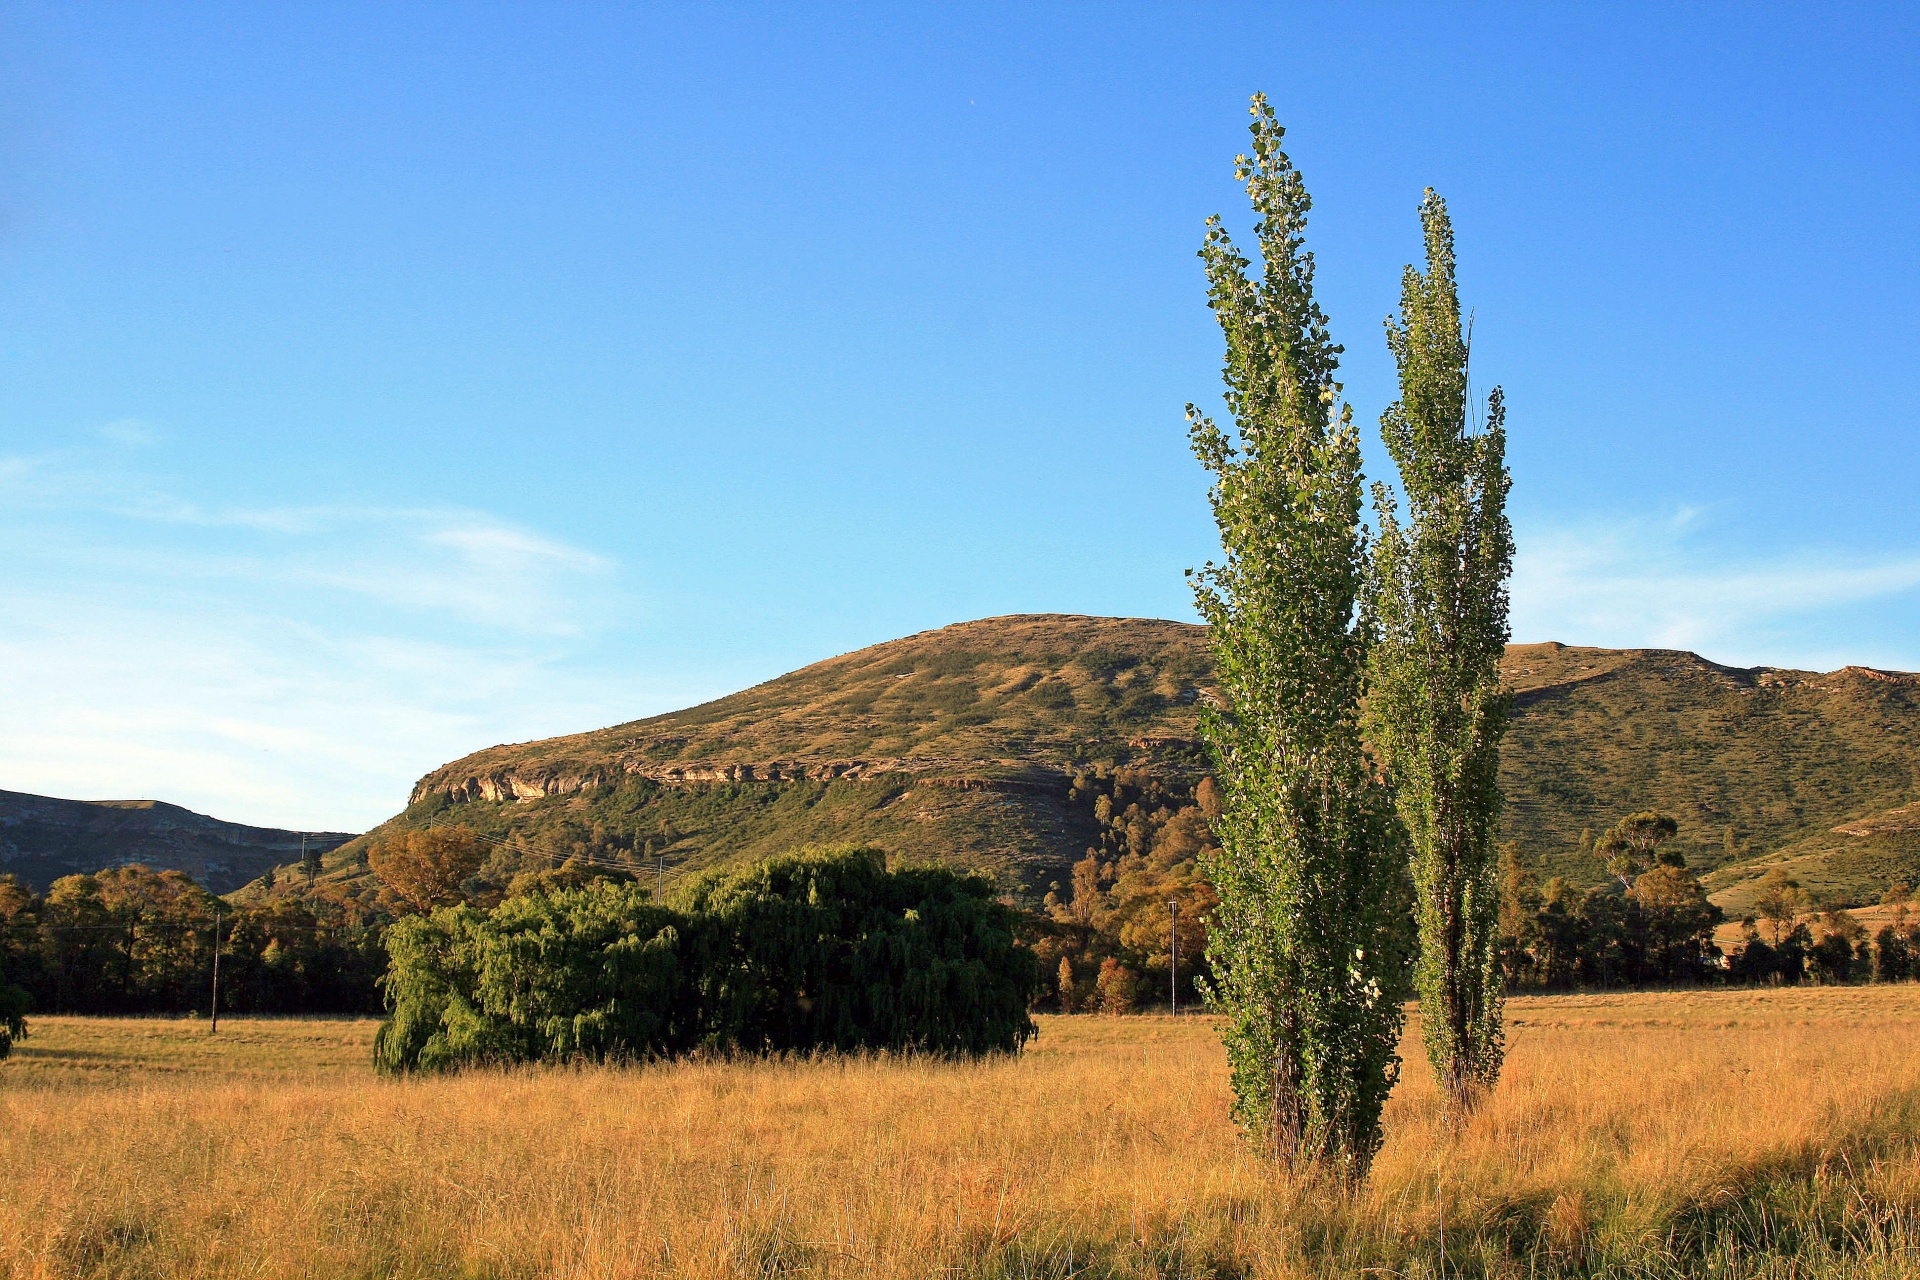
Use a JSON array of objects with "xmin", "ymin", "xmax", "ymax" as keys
[
  {"xmin": 1189, "ymin": 96, "xmax": 1410, "ymax": 1177},
  {"xmin": 1367, "ymin": 190, "xmax": 1514, "ymax": 1115}
]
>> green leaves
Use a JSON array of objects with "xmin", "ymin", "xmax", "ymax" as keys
[
  {"xmin": 1367, "ymin": 189, "xmax": 1514, "ymax": 1114},
  {"xmin": 373, "ymin": 844, "xmax": 1040, "ymax": 1073},
  {"xmin": 1190, "ymin": 94, "xmax": 1410, "ymax": 1178},
  {"xmin": 1595, "ymin": 811, "xmax": 1682, "ymax": 886}
]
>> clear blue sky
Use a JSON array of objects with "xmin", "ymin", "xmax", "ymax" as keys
[{"xmin": 2, "ymin": 3, "xmax": 1915, "ymax": 830}]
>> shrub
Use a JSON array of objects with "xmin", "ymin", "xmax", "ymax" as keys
[
  {"xmin": 375, "ymin": 845, "xmax": 1040, "ymax": 1072},
  {"xmin": 373, "ymin": 882, "xmax": 691, "ymax": 1073},
  {"xmin": 680, "ymin": 845, "xmax": 1040, "ymax": 1056}
]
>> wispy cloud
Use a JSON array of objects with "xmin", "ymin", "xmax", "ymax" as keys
[
  {"xmin": 0, "ymin": 584, "xmax": 654, "ymax": 831},
  {"xmin": 0, "ymin": 433, "xmax": 671, "ymax": 831},
  {"xmin": 1512, "ymin": 511, "xmax": 1920, "ymax": 670},
  {"xmin": 0, "ymin": 443, "xmax": 617, "ymax": 636}
]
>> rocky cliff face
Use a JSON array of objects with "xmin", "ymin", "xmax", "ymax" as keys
[
  {"xmin": 418, "ymin": 757, "xmax": 923, "ymax": 803},
  {"xmin": 0, "ymin": 789, "xmax": 355, "ymax": 893},
  {"xmin": 411, "ymin": 757, "xmax": 1074, "ymax": 805}
]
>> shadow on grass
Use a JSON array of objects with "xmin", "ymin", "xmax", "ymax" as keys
[
  {"xmin": 1661, "ymin": 1084, "xmax": 1920, "ymax": 1261},
  {"xmin": 1425, "ymin": 1085, "xmax": 1920, "ymax": 1279}
]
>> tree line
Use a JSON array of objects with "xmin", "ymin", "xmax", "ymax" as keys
[
  {"xmin": 0, "ymin": 865, "xmax": 386, "ymax": 1030},
  {"xmin": 0, "ymin": 824, "xmax": 612, "ymax": 1037},
  {"xmin": 3, "ymin": 786, "xmax": 1906, "ymax": 1063},
  {"xmin": 1029, "ymin": 791, "xmax": 1920, "ymax": 1008},
  {"xmin": 1496, "ymin": 812, "xmax": 1920, "ymax": 989}
]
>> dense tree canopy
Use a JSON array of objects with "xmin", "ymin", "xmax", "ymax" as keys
[
  {"xmin": 374, "ymin": 844, "xmax": 1041, "ymax": 1073},
  {"xmin": 0, "ymin": 867, "xmax": 384, "ymax": 1017}
]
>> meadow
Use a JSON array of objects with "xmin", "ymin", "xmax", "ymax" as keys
[{"xmin": 1, "ymin": 989, "xmax": 1918, "ymax": 1279}]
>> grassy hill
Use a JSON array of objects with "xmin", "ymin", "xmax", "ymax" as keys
[
  {"xmin": 272, "ymin": 614, "xmax": 1920, "ymax": 910},
  {"xmin": 1704, "ymin": 799, "xmax": 1920, "ymax": 915},
  {"xmin": 1501, "ymin": 646, "xmax": 1920, "ymax": 892}
]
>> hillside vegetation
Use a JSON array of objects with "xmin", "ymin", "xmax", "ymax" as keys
[{"xmin": 279, "ymin": 615, "xmax": 1919, "ymax": 911}]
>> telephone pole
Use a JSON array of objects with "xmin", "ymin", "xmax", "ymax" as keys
[
  {"xmin": 1168, "ymin": 899, "xmax": 1179, "ymax": 1015},
  {"xmin": 209, "ymin": 908, "xmax": 222, "ymax": 1035}
]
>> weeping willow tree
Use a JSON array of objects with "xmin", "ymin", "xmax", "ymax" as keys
[
  {"xmin": 1189, "ymin": 95, "xmax": 1411, "ymax": 1178},
  {"xmin": 1367, "ymin": 189, "xmax": 1514, "ymax": 1115}
]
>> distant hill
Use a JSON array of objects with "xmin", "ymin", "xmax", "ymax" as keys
[
  {"xmin": 275, "ymin": 615, "xmax": 1920, "ymax": 909},
  {"xmin": 1499, "ymin": 646, "xmax": 1920, "ymax": 899},
  {"xmin": 0, "ymin": 789, "xmax": 355, "ymax": 893}
]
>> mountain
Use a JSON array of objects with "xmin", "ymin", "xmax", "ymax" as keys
[
  {"xmin": 1500, "ymin": 645, "xmax": 1920, "ymax": 901},
  {"xmin": 0, "ymin": 789, "xmax": 356, "ymax": 894},
  {"xmin": 295, "ymin": 615, "xmax": 1920, "ymax": 909}
]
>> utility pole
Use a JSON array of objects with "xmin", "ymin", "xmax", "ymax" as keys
[
  {"xmin": 1168, "ymin": 899, "xmax": 1179, "ymax": 1016},
  {"xmin": 657, "ymin": 853, "xmax": 665, "ymax": 901},
  {"xmin": 210, "ymin": 908, "xmax": 222, "ymax": 1035}
]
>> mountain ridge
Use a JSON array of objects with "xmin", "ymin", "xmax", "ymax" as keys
[
  {"xmin": 361, "ymin": 616, "xmax": 1920, "ymax": 909},
  {"xmin": 0, "ymin": 788, "xmax": 356, "ymax": 893}
]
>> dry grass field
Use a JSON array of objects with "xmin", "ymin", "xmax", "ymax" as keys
[{"xmin": 2, "ymin": 988, "xmax": 1918, "ymax": 1279}]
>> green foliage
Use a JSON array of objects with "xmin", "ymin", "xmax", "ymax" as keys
[
  {"xmin": 1367, "ymin": 188, "xmax": 1514, "ymax": 1113},
  {"xmin": 1595, "ymin": 811, "xmax": 1682, "ymax": 885},
  {"xmin": 374, "ymin": 845, "xmax": 1041, "ymax": 1072},
  {"xmin": 373, "ymin": 883, "xmax": 689, "ymax": 1073},
  {"xmin": 1500, "ymin": 834, "xmax": 1726, "ymax": 987},
  {"xmin": 0, "ymin": 867, "xmax": 384, "ymax": 1016},
  {"xmin": 1186, "ymin": 94, "xmax": 1410, "ymax": 1177},
  {"xmin": 1754, "ymin": 867, "xmax": 1809, "ymax": 945},
  {"xmin": 678, "ymin": 845, "xmax": 1040, "ymax": 1057}
]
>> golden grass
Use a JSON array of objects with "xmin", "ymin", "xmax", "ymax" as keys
[{"xmin": 3, "ymin": 988, "xmax": 1919, "ymax": 1278}]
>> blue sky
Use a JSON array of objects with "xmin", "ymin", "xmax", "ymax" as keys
[{"xmin": 2, "ymin": 3, "xmax": 1916, "ymax": 830}]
